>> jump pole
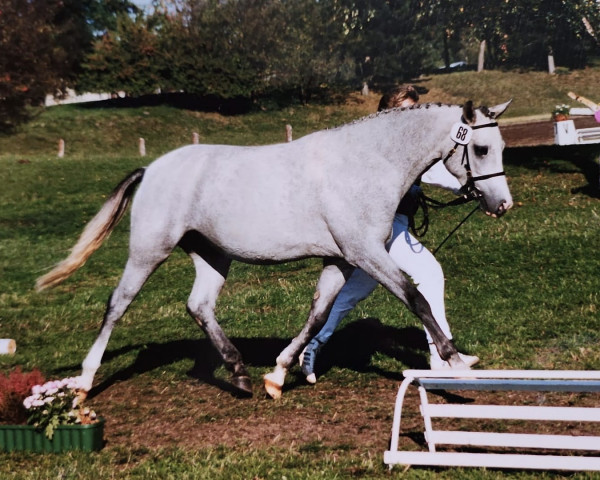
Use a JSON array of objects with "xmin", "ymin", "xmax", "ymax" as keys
[
  {"xmin": 567, "ymin": 91, "xmax": 600, "ymax": 122},
  {"xmin": 0, "ymin": 339, "xmax": 16, "ymax": 355}
]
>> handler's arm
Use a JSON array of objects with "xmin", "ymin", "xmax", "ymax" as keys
[{"xmin": 421, "ymin": 161, "xmax": 462, "ymax": 194}]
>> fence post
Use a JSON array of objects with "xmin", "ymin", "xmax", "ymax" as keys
[
  {"xmin": 547, "ymin": 54, "xmax": 556, "ymax": 74},
  {"xmin": 139, "ymin": 138, "xmax": 146, "ymax": 157},
  {"xmin": 192, "ymin": 132, "xmax": 200, "ymax": 144},
  {"xmin": 477, "ymin": 40, "xmax": 486, "ymax": 72},
  {"xmin": 57, "ymin": 139, "xmax": 65, "ymax": 158},
  {"xmin": 285, "ymin": 124, "xmax": 293, "ymax": 142},
  {"xmin": 0, "ymin": 339, "xmax": 16, "ymax": 355}
]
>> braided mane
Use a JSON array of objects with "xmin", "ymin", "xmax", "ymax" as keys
[{"xmin": 332, "ymin": 102, "xmax": 458, "ymax": 131}]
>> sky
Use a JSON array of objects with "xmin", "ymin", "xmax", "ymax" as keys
[{"xmin": 131, "ymin": 0, "xmax": 154, "ymax": 12}]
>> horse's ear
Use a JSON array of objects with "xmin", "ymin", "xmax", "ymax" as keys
[
  {"xmin": 462, "ymin": 100, "xmax": 476, "ymax": 125},
  {"xmin": 486, "ymin": 99, "xmax": 512, "ymax": 119}
]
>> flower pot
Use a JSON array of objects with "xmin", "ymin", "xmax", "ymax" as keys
[
  {"xmin": 0, "ymin": 418, "xmax": 104, "ymax": 453},
  {"xmin": 553, "ymin": 113, "xmax": 569, "ymax": 122}
]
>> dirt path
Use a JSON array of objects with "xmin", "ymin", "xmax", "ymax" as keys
[{"xmin": 92, "ymin": 373, "xmax": 599, "ymax": 455}]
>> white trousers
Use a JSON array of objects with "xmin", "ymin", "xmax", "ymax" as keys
[{"xmin": 312, "ymin": 213, "xmax": 452, "ymax": 347}]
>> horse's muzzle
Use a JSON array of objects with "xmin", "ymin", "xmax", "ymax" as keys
[{"xmin": 485, "ymin": 199, "xmax": 512, "ymax": 218}]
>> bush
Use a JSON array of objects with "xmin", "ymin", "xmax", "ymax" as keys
[{"xmin": 0, "ymin": 367, "xmax": 45, "ymax": 424}]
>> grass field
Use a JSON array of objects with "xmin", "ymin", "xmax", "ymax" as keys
[{"xmin": 1, "ymin": 69, "xmax": 600, "ymax": 479}]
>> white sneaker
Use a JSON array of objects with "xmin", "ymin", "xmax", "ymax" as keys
[
  {"xmin": 430, "ymin": 349, "xmax": 479, "ymax": 370},
  {"xmin": 299, "ymin": 344, "xmax": 318, "ymax": 384}
]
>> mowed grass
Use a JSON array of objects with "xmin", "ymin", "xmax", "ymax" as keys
[
  {"xmin": 421, "ymin": 67, "xmax": 600, "ymax": 119},
  {"xmin": 1, "ymin": 69, "xmax": 600, "ymax": 478}
]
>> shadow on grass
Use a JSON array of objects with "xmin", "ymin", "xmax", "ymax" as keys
[
  {"xmin": 60, "ymin": 318, "xmax": 432, "ymax": 399},
  {"xmin": 76, "ymin": 92, "xmax": 255, "ymax": 115},
  {"xmin": 504, "ymin": 145, "xmax": 600, "ymax": 198}
]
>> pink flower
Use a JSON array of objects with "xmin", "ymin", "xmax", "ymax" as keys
[
  {"xmin": 66, "ymin": 378, "xmax": 82, "ymax": 390},
  {"xmin": 23, "ymin": 393, "xmax": 43, "ymax": 409}
]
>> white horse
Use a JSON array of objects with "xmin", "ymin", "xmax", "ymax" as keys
[{"xmin": 37, "ymin": 100, "xmax": 512, "ymax": 399}]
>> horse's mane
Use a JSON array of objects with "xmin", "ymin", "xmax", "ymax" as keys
[
  {"xmin": 376, "ymin": 102, "xmax": 457, "ymax": 116},
  {"xmin": 330, "ymin": 102, "xmax": 459, "ymax": 131},
  {"xmin": 331, "ymin": 101, "xmax": 497, "ymax": 131}
]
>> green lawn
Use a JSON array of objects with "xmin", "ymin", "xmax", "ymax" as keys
[{"xmin": 1, "ymin": 69, "xmax": 599, "ymax": 479}]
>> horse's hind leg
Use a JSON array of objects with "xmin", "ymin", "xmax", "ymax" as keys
[
  {"xmin": 264, "ymin": 259, "xmax": 352, "ymax": 399},
  {"xmin": 185, "ymin": 250, "xmax": 252, "ymax": 396},
  {"xmin": 79, "ymin": 253, "xmax": 167, "ymax": 396}
]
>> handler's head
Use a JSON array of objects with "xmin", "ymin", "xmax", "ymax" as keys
[{"xmin": 378, "ymin": 85, "xmax": 419, "ymax": 111}]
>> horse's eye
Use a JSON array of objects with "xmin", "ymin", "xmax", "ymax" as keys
[{"xmin": 474, "ymin": 145, "xmax": 488, "ymax": 157}]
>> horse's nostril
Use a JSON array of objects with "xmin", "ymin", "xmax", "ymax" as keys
[
  {"xmin": 501, "ymin": 200, "xmax": 512, "ymax": 213},
  {"xmin": 496, "ymin": 200, "xmax": 512, "ymax": 216}
]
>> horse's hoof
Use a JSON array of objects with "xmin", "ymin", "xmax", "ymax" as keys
[
  {"xmin": 447, "ymin": 353, "xmax": 469, "ymax": 370},
  {"xmin": 459, "ymin": 353, "xmax": 479, "ymax": 368},
  {"xmin": 75, "ymin": 389, "xmax": 88, "ymax": 405},
  {"xmin": 231, "ymin": 375, "xmax": 253, "ymax": 396},
  {"xmin": 263, "ymin": 373, "xmax": 283, "ymax": 399}
]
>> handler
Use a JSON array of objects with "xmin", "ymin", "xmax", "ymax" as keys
[{"xmin": 300, "ymin": 85, "xmax": 479, "ymax": 384}]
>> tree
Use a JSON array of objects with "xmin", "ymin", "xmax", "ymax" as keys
[
  {"xmin": 421, "ymin": 0, "xmax": 600, "ymax": 71},
  {"xmin": 78, "ymin": 14, "xmax": 162, "ymax": 97},
  {"xmin": 152, "ymin": 0, "xmax": 351, "ymax": 102},
  {"xmin": 73, "ymin": 0, "xmax": 600, "ymax": 109},
  {"xmin": 462, "ymin": 0, "xmax": 600, "ymax": 70},
  {"xmin": 337, "ymin": 0, "xmax": 442, "ymax": 86},
  {"xmin": 82, "ymin": 0, "xmax": 140, "ymax": 34},
  {"xmin": 0, "ymin": 0, "xmax": 140, "ymax": 129},
  {"xmin": 418, "ymin": 0, "xmax": 473, "ymax": 69},
  {"xmin": 0, "ymin": 0, "xmax": 74, "ymax": 129},
  {"xmin": 162, "ymin": 0, "xmax": 273, "ymax": 99},
  {"xmin": 268, "ymin": 0, "xmax": 353, "ymax": 101}
]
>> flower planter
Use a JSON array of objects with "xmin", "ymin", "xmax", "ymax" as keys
[{"xmin": 0, "ymin": 418, "xmax": 104, "ymax": 453}]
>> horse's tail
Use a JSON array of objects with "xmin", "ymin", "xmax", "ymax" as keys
[{"xmin": 36, "ymin": 168, "xmax": 146, "ymax": 291}]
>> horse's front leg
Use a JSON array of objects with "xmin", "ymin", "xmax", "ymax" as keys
[
  {"xmin": 264, "ymin": 259, "xmax": 353, "ymax": 399},
  {"xmin": 355, "ymin": 247, "xmax": 466, "ymax": 368}
]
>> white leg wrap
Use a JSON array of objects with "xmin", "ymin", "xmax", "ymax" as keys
[
  {"xmin": 263, "ymin": 365, "xmax": 288, "ymax": 399},
  {"xmin": 265, "ymin": 364, "xmax": 287, "ymax": 386},
  {"xmin": 79, "ymin": 341, "xmax": 106, "ymax": 391}
]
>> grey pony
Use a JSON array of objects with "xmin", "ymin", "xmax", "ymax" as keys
[{"xmin": 36, "ymin": 100, "xmax": 513, "ymax": 399}]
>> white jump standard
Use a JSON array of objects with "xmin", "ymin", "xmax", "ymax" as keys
[{"xmin": 385, "ymin": 369, "xmax": 600, "ymax": 471}]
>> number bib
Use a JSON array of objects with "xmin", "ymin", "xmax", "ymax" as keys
[{"xmin": 449, "ymin": 123, "xmax": 473, "ymax": 145}]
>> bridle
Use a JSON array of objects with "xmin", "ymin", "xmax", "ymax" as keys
[
  {"xmin": 441, "ymin": 118, "xmax": 505, "ymax": 202},
  {"xmin": 411, "ymin": 117, "xmax": 506, "ymax": 251}
]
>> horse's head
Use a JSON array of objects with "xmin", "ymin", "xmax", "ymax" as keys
[{"xmin": 443, "ymin": 100, "xmax": 513, "ymax": 217}]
